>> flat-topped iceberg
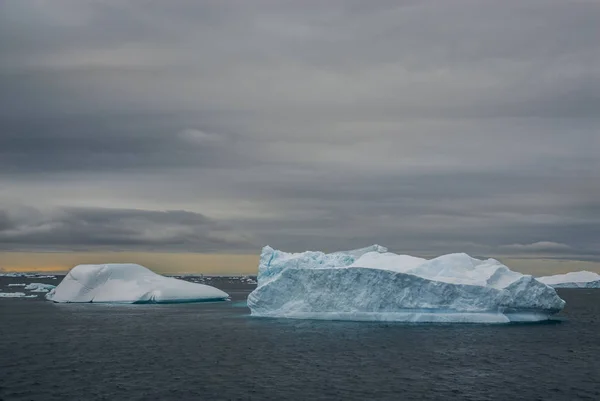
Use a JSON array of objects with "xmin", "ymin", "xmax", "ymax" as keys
[
  {"xmin": 46, "ymin": 263, "xmax": 229, "ymax": 303},
  {"xmin": 537, "ymin": 271, "xmax": 600, "ymax": 288},
  {"xmin": 248, "ymin": 246, "xmax": 565, "ymax": 323}
]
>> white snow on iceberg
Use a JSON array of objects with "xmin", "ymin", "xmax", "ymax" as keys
[
  {"xmin": 46, "ymin": 263, "xmax": 229, "ymax": 303},
  {"xmin": 537, "ymin": 271, "xmax": 600, "ymax": 288},
  {"xmin": 248, "ymin": 246, "xmax": 566, "ymax": 323}
]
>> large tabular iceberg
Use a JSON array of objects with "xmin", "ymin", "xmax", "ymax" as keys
[
  {"xmin": 46, "ymin": 263, "xmax": 229, "ymax": 303},
  {"xmin": 248, "ymin": 245, "xmax": 565, "ymax": 323},
  {"xmin": 537, "ymin": 271, "xmax": 600, "ymax": 288}
]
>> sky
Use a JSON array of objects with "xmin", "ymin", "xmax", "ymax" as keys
[{"xmin": 0, "ymin": 0, "xmax": 599, "ymax": 274}]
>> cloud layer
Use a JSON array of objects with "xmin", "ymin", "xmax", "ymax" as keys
[
  {"xmin": 0, "ymin": 206, "xmax": 255, "ymax": 252},
  {"xmin": 1, "ymin": 1, "xmax": 598, "ymax": 264}
]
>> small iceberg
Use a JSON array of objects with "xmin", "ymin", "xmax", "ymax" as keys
[
  {"xmin": 46, "ymin": 263, "xmax": 229, "ymax": 303},
  {"xmin": 24, "ymin": 283, "xmax": 56, "ymax": 293},
  {"xmin": 537, "ymin": 271, "xmax": 600, "ymax": 288},
  {"xmin": 0, "ymin": 292, "xmax": 37, "ymax": 298},
  {"xmin": 248, "ymin": 245, "xmax": 566, "ymax": 323}
]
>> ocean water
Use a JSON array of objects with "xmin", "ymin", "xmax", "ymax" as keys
[{"xmin": 1, "ymin": 276, "xmax": 599, "ymax": 401}]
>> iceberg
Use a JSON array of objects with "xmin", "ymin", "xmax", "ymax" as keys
[
  {"xmin": 46, "ymin": 263, "xmax": 229, "ymax": 303},
  {"xmin": 248, "ymin": 246, "xmax": 566, "ymax": 323},
  {"xmin": 0, "ymin": 292, "xmax": 37, "ymax": 298},
  {"xmin": 24, "ymin": 283, "xmax": 56, "ymax": 293},
  {"xmin": 537, "ymin": 271, "xmax": 600, "ymax": 288},
  {"xmin": 39, "ymin": 275, "xmax": 58, "ymax": 279}
]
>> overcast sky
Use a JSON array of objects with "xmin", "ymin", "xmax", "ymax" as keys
[{"xmin": 1, "ymin": 0, "xmax": 599, "ymax": 271}]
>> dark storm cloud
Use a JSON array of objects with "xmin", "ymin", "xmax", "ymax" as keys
[
  {"xmin": 0, "ymin": 1, "xmax": 598, "ymax": 264},
  {"xmin": 0, "ymin": 206, "xmax": 255, "ymax": 252}
]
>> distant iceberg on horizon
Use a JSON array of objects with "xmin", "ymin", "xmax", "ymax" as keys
[
  {"xmin": 46, "ymin": 263, "xmax": 229, "ymax": 303},
  {"xmin": 248, "ymin": 245, "xmax": 565, "ymax": 323},
  {"xmin": 537, "ymin": 271, "xmax": 600, "ymax": 288}
]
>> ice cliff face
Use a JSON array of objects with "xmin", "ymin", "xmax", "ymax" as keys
[
  {"xmin": 248, "ymin": 246, "xmax": 566, "ymax": 323},
  {"xmin": 537, "ymin": 271, "xmax": 600, "ymax": 288},
  {"xmin": 46, "ymin": 263, "xmax": 229, "ymax": 303}
]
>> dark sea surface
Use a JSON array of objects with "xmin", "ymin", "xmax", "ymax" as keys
[{"xmin": 1, "ymin": 276, "xmax": 599, "ymax": 401}]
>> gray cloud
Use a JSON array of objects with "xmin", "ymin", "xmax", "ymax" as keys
[
  {"xmin": 0, "ymin": 115, "xmax": 251, "ymax": 173},
  {"xmin": 0, "ymin": 206, "xmax": 256, "ymax": 252},
  {"xmin": 0, "ymin": 1, "xmax": 598, "ymax": 266}
]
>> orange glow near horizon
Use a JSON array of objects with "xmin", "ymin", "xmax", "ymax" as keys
[
  {"xmin": 1, "ymin": 252, "xmax": 599, "ymax": 276},
  {"xmin": 0, "ymin": 252, "xmax": 260, "ymax": 275}
]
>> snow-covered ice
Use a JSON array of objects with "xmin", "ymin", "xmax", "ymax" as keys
[
  {"xmin": 248, "ymin": 245, "xmax": 566, "ymax": 323},
  {"xmin": 7, "ymin": 283, "xmax": 26, "ymax": 287},
  {"xmin": 24, "ymin": 283, "xmax": 56, "ymax": 293},
  {"xmin": 46, "ymin": 263, "xmax": 229, "ymax": 303},
  {"xmin": 0, "ymin": 292, "xmax": 37, "ymax": 298},
  {"xmin": 537, "ymin": 271, "xmax": 600, "ymax": 288}
]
